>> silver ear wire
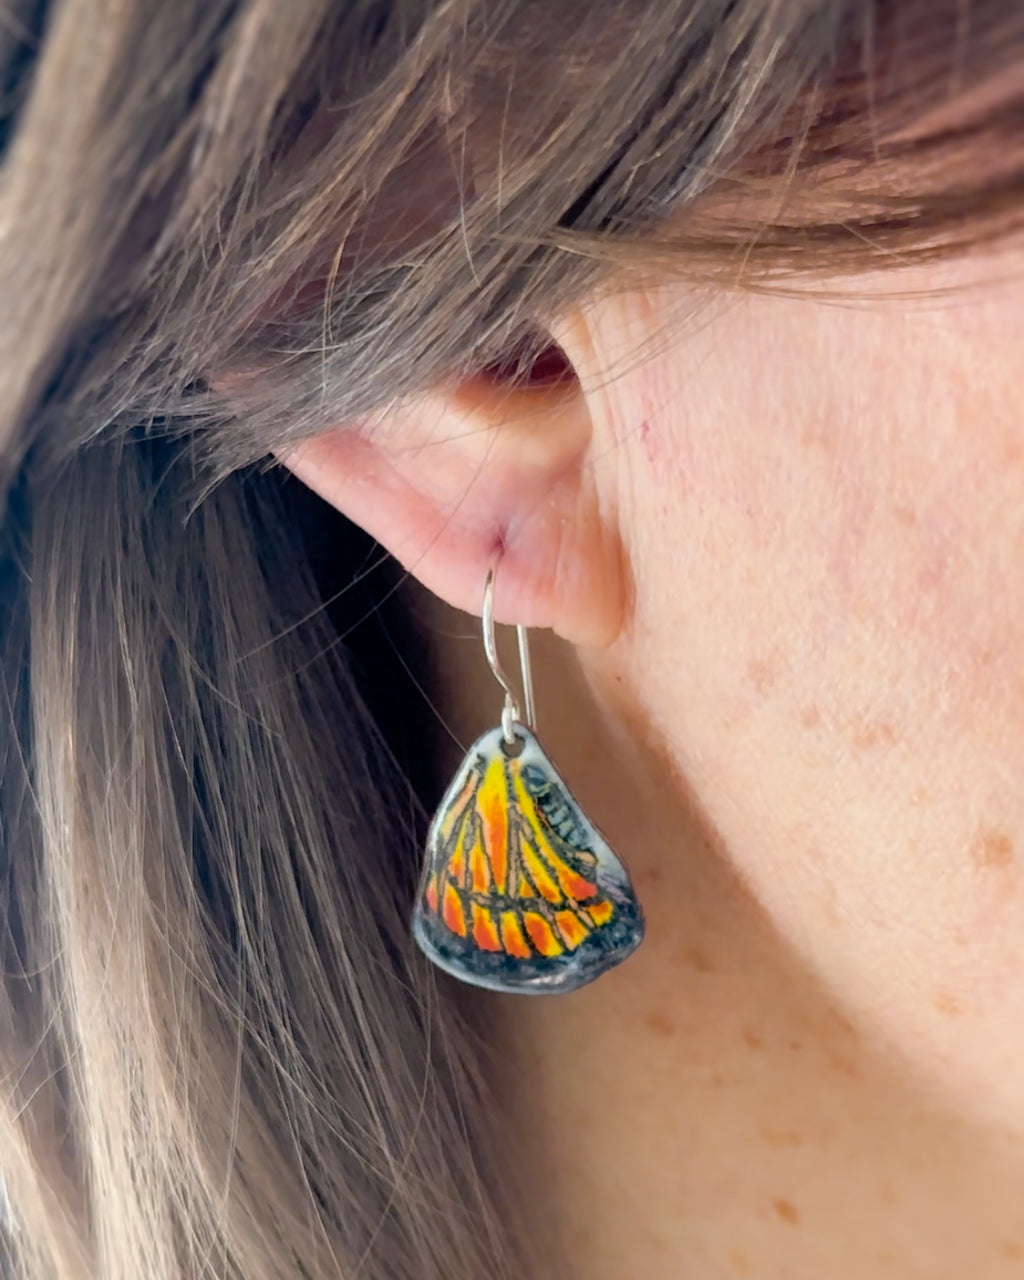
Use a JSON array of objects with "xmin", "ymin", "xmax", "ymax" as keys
[
  {"xmin": 413, "ymin": 551, "xmax": 644, "ymax": 993},
  {"xmin": 482, "ymin": 556, "xmax": 535, "ymax": 745}
]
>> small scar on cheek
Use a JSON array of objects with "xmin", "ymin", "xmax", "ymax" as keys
[
  {"xmin": 638, "ymin": 418, "xmax": 658, "ymax": 464},
  {"xmin": 969, "ymin": 826, "xmax": 1015, "ymax": 871}
]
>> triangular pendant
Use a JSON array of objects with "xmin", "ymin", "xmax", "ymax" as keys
[{"xmin": 413, "ymin": 725, "xmax": 644, "ymax": 994}]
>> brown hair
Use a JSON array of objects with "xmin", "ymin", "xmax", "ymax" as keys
[{"xmin": 1, "ymin": 2, "xmax": 1022, "ymax": 1276}]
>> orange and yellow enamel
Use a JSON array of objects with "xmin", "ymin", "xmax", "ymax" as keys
[
  {"xmin": 470, "ymin": 902, "xmax": 502, "ymax": 952},
  {"xmin": 524, "ymin": 912, "xmax": 561, "ymax": 957},
  {"xmin": 414, "ymin": 727, "xmax": 643, "ymax": 992},
  {"xmin": 441, "ymin": 882, "xmax": 466, "ymax": 937},
  {"xmin": 500, "ymin": 911, "xmax": 531, "ymax": 958},
  {"xmin": 587, "ymin": 899, "xmax": 614, "ymax": 927},
  {"xmin": 555, "ymin": 910, "xmax": 589, "ymax": 949}
]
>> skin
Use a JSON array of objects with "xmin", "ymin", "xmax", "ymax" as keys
[{"xmin": 284, "ymin": 247, "xmax": 1024, "ymax": 1278}]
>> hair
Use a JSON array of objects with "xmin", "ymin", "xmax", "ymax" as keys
[{"xmin": 0, "ymin": 1, "xmax": 1022, "ymax": 1276}]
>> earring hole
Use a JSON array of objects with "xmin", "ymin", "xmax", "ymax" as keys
[{"xmin": 501, "ymin": 733, "xmax": 525, "ymax": 758}]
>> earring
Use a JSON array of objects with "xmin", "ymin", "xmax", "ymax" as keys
[{"xmin": 412, "ymin": 557, "xmax": 645, "ymax": 994}]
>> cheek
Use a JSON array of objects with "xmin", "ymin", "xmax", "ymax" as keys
[
  {"xmin": 608, "ymin": 287, "xmax": 1024, "ymax": 1126},
  {"xmin": 817, "ymin": 370, "xmax": 1024, "ymax": 708}
]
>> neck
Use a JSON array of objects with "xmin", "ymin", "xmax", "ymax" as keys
[{"xmin": 424, "ymin": 596, "xmax": 1024, "ymax": 1280}]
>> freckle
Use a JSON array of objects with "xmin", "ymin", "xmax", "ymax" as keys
[
  {"xmin": 851, "ymin": 719, "xmax": 900, "ymax": 751},
  {"xmin": 772, "ymin": 1197, "xmax": 800, "ymax": 1225},
  {"xmin": 825, "ymin": 1047, "xmax": 863, "ymax": 1080},
  {"xmin": 761, "ymin": 1125, "xmax": 804, "ymax": 1148},
  {"xmin": 681, "ymin": 945, "xmax": 715, "ymax": 973},
  {"xmin": 933, "ymin": 990, "xmax": 964, "ymax": 1018},
  {"xmin": 746, "ymin": 657, "xmax": 778, "ymax": 695},
  {"xmin": 876, "ymin": 1251, "xmax": 894, "ymax": 1265},
  {"xmin": 970, "ymin": 827, "xmax": 1015, "ymax": 871},
  {"xmin": 800, "ymin": 705, "xmax": 822, "ymax": 729},
  {"xmin": 1002, "ymin": 1242, "xmax": 1023, "ymax": 1261},
  {"xmin": 1001, "ymin": 434, "xmax": 1023, "ymax": 466},
  {"xmin": 731, "ymin": 1250, "xmax": 751, "ymax": 1274},
  {"xmin": 893, "ymin": 502, "xmax": 918, "ymax": 528},
  {"xmin": 787, "ymin": 1039, "xmax": 803, "ymax": 1052},
  {"xmin": 801, "ymin": 424, "xmax": 836, "ymax": 454},
  {"xmin": 878, "ymin": 1181, "xmax": 896, "ymax": 1205},
  {"xmin": 742, "ymin": 1026, "xmax": 765, "ymax": 1051},
  {"xmin": 647, "ymin": 1231, "xmax": 669, "ymax": 1256},
  {"xmin": 644, "ymin": 1010, "xmax": 676, "ymax": 1038}
]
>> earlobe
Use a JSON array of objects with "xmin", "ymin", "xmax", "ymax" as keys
[{"xmin": 277, "ymin": 361, "xmax": 626, "ymax": 647}]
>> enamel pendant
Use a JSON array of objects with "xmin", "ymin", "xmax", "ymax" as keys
[{"xmin": 413, "ymin": 721, "xmax": 645, "ymax": 995}]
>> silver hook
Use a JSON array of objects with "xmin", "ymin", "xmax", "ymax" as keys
[{"xmin": 482, "ymin": 556, "xmax": 536, "ymax": 745}]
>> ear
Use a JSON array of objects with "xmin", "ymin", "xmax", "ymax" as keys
[{"xmin": 276, "ymin": 347, "xmax": 627, "ymax": 647}]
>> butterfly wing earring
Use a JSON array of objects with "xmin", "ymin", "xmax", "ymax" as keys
[{"xmin": 412, "ymin": 558, "xmax": 645, "ymax": 994}]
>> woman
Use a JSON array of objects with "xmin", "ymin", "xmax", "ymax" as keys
[{"xmin": 2, "ymin": 1, "xmax": 1024, "ymax": 1276}]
